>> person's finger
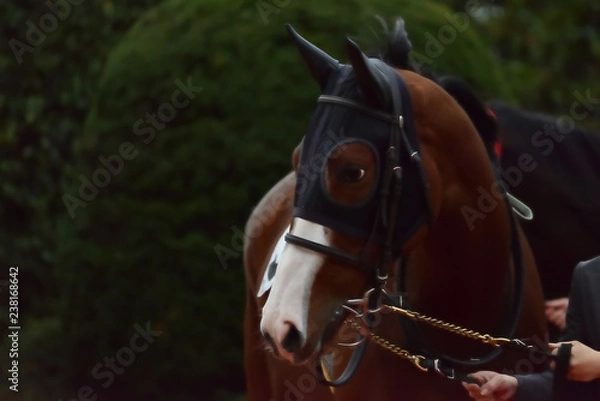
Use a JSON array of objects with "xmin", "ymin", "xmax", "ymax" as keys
[
  {"xmin": 548, "ymin": 310, "xmax": 564, "ymax": 324},
  {"xmin": 468, "ymin": 390, "xmax": 487, "ymax": 401},
  {"xmin": 550, "ymin": 315, "xmax": 565, "ymax": 329},
  {"xmin": 466, "ymin": 388, "xmax": 481, "ymax": 398},
  {"xmin": 469, "ymin": 370, "xmax": 495, "ymax": 384},
  {"xmin": 546, "ymin": 306, "xmax": 567, "ymax": 314},
  {"xmin": 480, "ymin": 374, "xmax": 505, "ymax": 396},
  {"xmin": 479, "ymin": 380, "xmax": 495, "ymax": 396},
  {"xmin": 548, "ymin": 342, "xmax": 559, "ymax": 349},
  {"xmin": 462, "ymin": 382, "xmax": 482, "ymax": 400},
  {"xmin": 545, "ymin": 303, "xmax": 565, "ymax": 312},
  {"xmin": 545, "ymin": 298, "xmax": 568, "ymax": 308},
  {"xmin": 467, "ymin": 374, "xmax": 485, "ymax": 385}
]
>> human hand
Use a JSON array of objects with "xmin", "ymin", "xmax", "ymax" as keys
[
  {"xmin": 545, "ymin": 297, "xmax": 569, "ymax": 330},
  {"xmin": 550, "ymin": 341, "xmax": 600, "ymax": 382},
  {"xmin": 462, "ymin": 370, "xmax": 518, "ymax": 401}
]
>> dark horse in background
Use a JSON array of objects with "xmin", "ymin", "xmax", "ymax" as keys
[
  {"xmin": 244, "ymin": 18, "xmax": 548, "ymax": 401},
  {"xmin": 489, "ymin": 102, "xmax": 600, "ymax": 301}
]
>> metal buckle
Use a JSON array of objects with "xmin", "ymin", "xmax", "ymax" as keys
[
  {"xmin": 376, "ymin": 271, "xmax": 389, "ymax": 284},
  {"xmin": 338, "ymin": 287, "xmax": 387, "ymax": 347},
  {"xmin": 433, "ymin": 359, "xmax": 455, "ymax": 379},
  {"xmin": 342, "ymin": 287, "xmax": 387, "ymax": 318}
]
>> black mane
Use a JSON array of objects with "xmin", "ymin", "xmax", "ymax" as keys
[
  {"xmin": 366, "ymin": 16, "xmax": 414, "ymax": 71},
  {"xmin": 358, "ymin": 16, "xmax": 499, "ymax": 159}
]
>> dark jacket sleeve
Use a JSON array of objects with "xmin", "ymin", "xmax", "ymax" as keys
[
  {"xmin": 513, "ymin": 261, "xmax": 587, "ymax": 401},
  {"xmin": 514, "ymin": 370, "xmax": 553, "ymax": 401},
  {"xmin": 561, "ymin": 261, "xmax": 586, "ymax": 342}
]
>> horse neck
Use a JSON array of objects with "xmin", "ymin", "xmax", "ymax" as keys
[{"xmin": 404, "ymin": 174, "xmax": 513, "ymax": 331}]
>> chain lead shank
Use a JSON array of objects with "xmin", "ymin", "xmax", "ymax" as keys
[
  {"xmin": 340, "ymin": 299, "xmax": 550, "ymax": 378},
  {"xmin": 381, "ymin": 304, "xmax": 512, "ymax": 347}
]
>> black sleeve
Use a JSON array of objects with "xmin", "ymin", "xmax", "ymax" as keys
[
  {"xmin": 514, "ymin": 371, "xmax": 553, "ymax": 401},
  {"xmin": 560, "ymin": 261, "xmax": 586, "ymax": 342},
  {"xmin": 513, "ymin": 261, "xmax": 589, "ymax": 401}
]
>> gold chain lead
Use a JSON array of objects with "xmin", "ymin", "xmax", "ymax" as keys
[
  {"xmin": 344, "ymin": 319, "xmax": 428, "ymax": 372},
  {"xmin": 342, "ymin": 302, "xmax": 515, "ymax": 370},
  {"xmin": 381, "ymin": 304, "xmax": 511, "ymax": 346}
]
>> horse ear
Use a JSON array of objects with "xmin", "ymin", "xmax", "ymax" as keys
[
  {"xmin": 285, "ymin": 24, "xmax": 339, "ymax": 91},
  {"xmin": 346, "ymin": 37, "xmax": 389, "ymax": 110}
]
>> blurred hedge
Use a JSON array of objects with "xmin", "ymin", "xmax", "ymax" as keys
[
  {"xmin": 0, "ymin": 0, "xmax": 162, "ymax": 303},
  {"xmin": 0, "ymin": 0, "xmax": 166, "ymax": 399},
  {"xmin": 1, "ymin": 0, "xmax": 598, "ymax": 400},
  {"xmin": 488, "ymin": 0, "xmax": 600, "ymax": 127}
]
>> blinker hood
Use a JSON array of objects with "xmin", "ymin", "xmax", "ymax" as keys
[{"xmin": 288, "ymin": 26, "xmax": 432, "ymax": 249}]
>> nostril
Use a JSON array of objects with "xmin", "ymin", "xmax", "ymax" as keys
[
  {"xmin": 263, "ymin": 331, "xmax": 276, "ymax": 350},
  {"xmin": 282, "ymin": 322, "xmax": 303, "ymax": 353}
]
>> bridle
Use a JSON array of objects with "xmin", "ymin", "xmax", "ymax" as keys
[
  {"xmin": 283, "ymin": 79, "xmax": 556, "ymax": 387},
  {"xmin": 284, "ymin": 88, "xmax": 432, "ymax": 385},
  {"xmin": 285, "ymin": 93, "xmax": 430, "ymax": 289}
]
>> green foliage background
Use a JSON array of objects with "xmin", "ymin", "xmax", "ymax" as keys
[{"xmin": 0, "ymin": 0, "xmax": 598, "ymax": 400}]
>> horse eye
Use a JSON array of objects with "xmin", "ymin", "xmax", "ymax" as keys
[{"xmin": 337, "ymin": 165, "xmax": 366, "ymax": 183}]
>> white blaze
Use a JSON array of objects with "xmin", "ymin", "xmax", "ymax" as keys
[{"xmin": 260, "ymin": 218, "xmax": 328, "ymax": 356}]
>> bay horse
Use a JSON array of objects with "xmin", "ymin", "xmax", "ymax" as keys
[{"xmin": 244, "ymin": 19, "xmax": 548, "ymax": 401}]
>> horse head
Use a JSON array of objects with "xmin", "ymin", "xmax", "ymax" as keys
[{"xmin": 260, "ymin": 20, "xmax": 535, "ymax": 373}]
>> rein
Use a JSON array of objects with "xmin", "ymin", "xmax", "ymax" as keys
[
  {"xmin": 387, "ymin": 154, "xmax": 528, "ymax": 373},
  {"xmin": 328, "ymin": 292, "xmax": 557, "ymax": 384}
]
